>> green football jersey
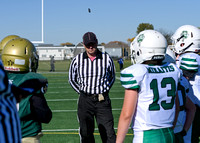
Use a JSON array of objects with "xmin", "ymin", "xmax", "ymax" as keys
[{"xmin": 8, "ymin": 72, "xmax": 48, "ymax": 138}]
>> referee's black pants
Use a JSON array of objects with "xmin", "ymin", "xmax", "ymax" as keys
[{"xmin": 78, "ymin": 92, "xmax": 116, "ymax": 143}]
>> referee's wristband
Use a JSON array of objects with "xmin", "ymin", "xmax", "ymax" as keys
[{"xmin": 180, "ymin": 129, "xmax": 187, "ymax": 136}]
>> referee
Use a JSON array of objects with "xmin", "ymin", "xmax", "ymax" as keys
[{"xmin": 69, "ymin": 32, "xmax": 116, "ymax": 143}]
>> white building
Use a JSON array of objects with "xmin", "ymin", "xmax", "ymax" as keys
[
  {"xmin": 105, "ymin": 42, "xmax": 129, "ymax": 59},
  {"xmin": 36, "ymin": 43, "xmax": 105, "ymax": 61}
]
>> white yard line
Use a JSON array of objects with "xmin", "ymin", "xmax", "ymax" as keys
[
  {"xmin": 48, "ymin": 86, "xmax": 71, "ymax": 88},
  {"xmin": 47, "ymin": 90, "xmax": 123, "ymax": 94},
  {"xmin": 38, "ymin": 72, "xmax": 68, "ymax": 74},
  {"xmin": 116, "ymin": 76, "xmax": 120, "ymax": 80},
  {"xmin": 46, "ymin": 91, "xmax": 73, "ymax": 94},
  {"xmin": 52, "ymin": 108, "xmax": 121, "ymax": 113},
  {"xmin": 47, "ymin": 97, "xmax": 123, "ymax": 102},
  {"xmin": 38, "ymin": 72, "xmax": 121, "ymax": 74},
  {"xmin": 43, "ymin": 129, "xmax": 79, "ymax": 132},
  {"xmin": 42, "ymin": 127, "xmax": 120, "ymax": 132},
  {"xmin": 52, "ymin": 110, "xmax": 77, "ymax": 112}
]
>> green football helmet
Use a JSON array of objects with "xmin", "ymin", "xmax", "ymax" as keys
[
  {"xmin": 1, "ymin": 38, "xmax": 38, "ymax": 72},
  {"xmin": 0, "ymin": 35, "xmax": 20, "ymax": 54}
]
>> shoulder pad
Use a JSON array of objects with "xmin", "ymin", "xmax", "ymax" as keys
[
  {"xmin": 120, "ymin": 64, "xmax": 147, "ymax": 89},
  {"xmin": 19, "ymin": 73, "xmax": 48, "ymax": 94},
  {"xmin": 121, "ymin": 64, "xmax": 148, "ymax": 77}
]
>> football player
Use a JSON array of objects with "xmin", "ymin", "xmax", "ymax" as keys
[
  {"xmin": 1, "ymin": 37, "xmax": 52, "ymax": 143},
  {"xmin": 0, "ymin": 35, "xmax": 20, "ymax": 55},
  {"xmin": 172, "ymin": 25, "xmax": 200, "ymax": 143},
  {"xmin": 116, "ymin": 30, "xmax": 181, "ymax": 143},
  {"xmin": 173, "ymin": 53, "xmax": 197, "ymax": 143},
  {"xmin": 163, "ymin": 46, "xmax": 196, "ymax": 143}
]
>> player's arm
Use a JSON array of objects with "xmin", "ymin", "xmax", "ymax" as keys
[
  {"xmin": 183, "ymin": 97, "xmax": 196, "ymax": 132},
  {"xmin": 30, "ymin": 92, "xmax": 52, "ymax": 123},
  {"xmin": 116, "ymin": 89, "xmax": 138, "ymax": 143},
  {"xmin": 173, "ymin": 92, "xmax": 180, "ymax": 129}
]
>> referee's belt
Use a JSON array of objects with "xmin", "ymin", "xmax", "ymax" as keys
[
  {"xmin": 80, "ymin": 91, "xmax": 108, "ymax": 97},
  {"xmin": 80, "ymin": 91, "xmax": 108, "ymax": 101}
]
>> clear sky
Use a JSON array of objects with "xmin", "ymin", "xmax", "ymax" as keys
[{"xmin": 0, "ymin": 0, "xmax": 200, "ymax": 45}]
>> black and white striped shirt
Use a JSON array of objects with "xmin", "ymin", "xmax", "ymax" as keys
[
  {"xmin": 69, "ymin": 49, "xmax": 115, "ymax": 95},
  {"xmin": 0, "ymin": 61, "xmax": 21, "ymax": 143}
]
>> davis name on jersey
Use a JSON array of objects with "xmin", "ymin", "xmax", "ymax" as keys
[{"xmin": 120, "ymin": 63, "xmax": 180, "ymax": 131}]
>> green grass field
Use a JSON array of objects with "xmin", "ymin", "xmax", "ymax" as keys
[{"xmin": 38, "ymin": 60, "xmax": 134, "ymax": 143}]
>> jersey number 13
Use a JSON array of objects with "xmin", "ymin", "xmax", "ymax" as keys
[{"xmin": 149, "ymin": 77, "xmax": 176, "ymax": 111}]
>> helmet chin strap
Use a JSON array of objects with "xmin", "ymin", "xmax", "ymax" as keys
[{"xmin": 180, "ymin": 42, "xmax": 194, "ymax": 53}]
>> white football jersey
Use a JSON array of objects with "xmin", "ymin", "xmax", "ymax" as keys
[
  {"xmin": 120, "ymin": 63, "xmax": 181, "ymax": 131},
  {"xmin": 177, "ymin": 53, "xmax": 200, "ymax": 105}
]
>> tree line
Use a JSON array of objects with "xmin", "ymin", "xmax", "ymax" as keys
[{"xmin": 61, "ymin": 23, "xmax": 200, "ymax": 46}]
